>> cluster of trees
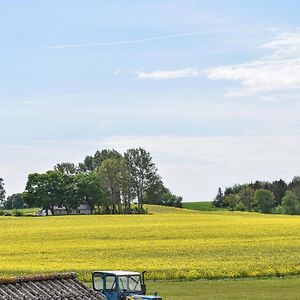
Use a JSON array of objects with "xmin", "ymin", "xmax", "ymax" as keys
[
  {"xmin": 2, "ymin": 193, "xmax": 24, "ymax": 210},
  {"xmin": 214, "ymin": 177, "xmax": 300, "ymax": 214},
  {"xmin": 23, "ymin": 148, "xmax": 182, "ymax": 215},
  {"xmin": 0, "ymin": 178, "xmax": 26, "ymax": 210}
]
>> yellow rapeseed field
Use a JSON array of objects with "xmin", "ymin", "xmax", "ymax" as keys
[{"xmin": 0, "ymin": 205, "xmax": 299, "ymax": 282}]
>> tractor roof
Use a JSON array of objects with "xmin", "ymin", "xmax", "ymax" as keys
[{"xmin": 94, "ymin": 271, "xmax": 141, "ymax": 276}]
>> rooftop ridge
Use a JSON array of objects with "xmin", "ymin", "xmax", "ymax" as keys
[{"xmin": 0, "ymin": 272, "xmax": 77, "ymax": 285}]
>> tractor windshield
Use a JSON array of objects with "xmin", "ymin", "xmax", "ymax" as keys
[{"xmin": 118, "ymin": 275, "xmax": 142, "ymax": 292}]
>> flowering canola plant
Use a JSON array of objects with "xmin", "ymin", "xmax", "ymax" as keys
[{"xmin": 0, "ymin": 205, "xmax": 299, "ymax": 282}]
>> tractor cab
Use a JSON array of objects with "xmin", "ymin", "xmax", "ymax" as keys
[{"xmin": 92, "ymin": 270, "xmax": 163, "ymax": 300}]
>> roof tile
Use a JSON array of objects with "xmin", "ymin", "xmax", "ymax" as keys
[{"xmin": 0, "ymin": 273, "xmax": 106, "ymax": 300}]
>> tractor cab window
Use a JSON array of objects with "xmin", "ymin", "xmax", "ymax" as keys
[
  {"xmin": 93, "ymin": 274, "xmax": 104, "ymax": 291},
  {"xmin": 106, "ymin": 275, "xmax": 117, "ymax": 292},
  {"xmin": 128, "ymin": 275, "xmax": 142, "ymax": 292},
  {"xmin": 118, "ymin": 276, "xmax": 127, "ymax": 291},
  {"xmin": 118, "ymin": 275, "xmax": 142, "ymax": 292}
]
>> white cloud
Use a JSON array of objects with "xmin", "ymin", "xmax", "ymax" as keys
[
  {"xmin": 137, "ymin": 68, "xmax": 200, "ymax": 80},
  {"xmin": 206, "ymin": 30, "xmax": 300, "ymax": 97},
  {"xmin": 261, "ymin": 31, "xmax": 300, "ymax": 57}
]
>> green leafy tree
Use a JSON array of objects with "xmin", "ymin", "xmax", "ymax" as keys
[
  {"xmin": 224, "ymin": 194, "xmax": 239, "ymax": 211},
  {"xmin": 0, "ymin": 178, "xmax": 5, "ymax": 206},
  {"xmin": 76, "ymin": 172, "xmax": 105, "ymax": 214},
  {"xmin": 282, "ymin": 191, "xmax": 300, "ymax": 215},
  {"xmin": 271, "ymin": 179, "xmax": 287, "ymax": 206},
  {"xmin": 213, "ymin": 187, "xmax": 224, "ymax": 208},
  {"xmin": 61, "ymin": 174, "xmax": 80, "ymax": 214},
  {"xmin": 5, "ymin": 193, "xmax": 24, "ymax": 209},
  {"xmin": 79, "ymin": 149, "xmax": 122, "ymax": 172},
  {"xmin": 161, "ymin": 193, "xmax": 183, "ymax": 208},
  {"xmin": 119, "ymin": 162, "xmax": 135, "ymax": 211},
  {"xmin": 288, "ymin": 176, "xmax": 300, "ymax": 190},
  {"xmin": 44, "ymin": 171, "xmax": 65, "ymax": 214},
  {"xmin": 144, "ymin": 180, "xmax": 182, "ymax": 207},
  {"xmin": 98, "ymin": 158, "xmax": 124, "ymax": 213},
  {"xmin": 54, "ymin": 162, "xmax": 77, "ymax": 175},
  {"xmin": 253, "ymin": 189, "xmax": 275, "ymax": 213},
  {"xmin": 272, "ymin": 205, "xmax": 285, "ymax": 214},
  {"xmin": 224, "ymin": 184, "xmax": 248, "ymax": 197},
  {"xmin": 144, "ymin": 180, "xmax": 169, "ymax": 205},
  {"xmin": 250, "ymin": 180, "xmax": 272, "ymax": 191},
  {"xmin": 78, "ymin": 155, "xmax": 94, "ymax": 173},
  {"xmin": 237, "ymin": 187, "xmax": 255, "ymax": 211},
  {"xmin": 125, "ymin": 148, "xmax": 159, "ymax": 210},
  {"xmin": 3, "ymin": 197, "xmax": 13, "ymax": 209},
  {"xmin": 24, "ymin": 171, "xmax": 64, "ymax": 215},
  {"xmin": 23, "ymin": 173, "xmax": 43, "ymax": 210}
]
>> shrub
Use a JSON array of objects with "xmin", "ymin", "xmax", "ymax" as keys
[
  {"xmin": 272, "ymin": 205, "xmax": 285, "ymax": 214},
  {"xmin": 14, "ymin": 210, "xmax": 24, "ymax": 217}
]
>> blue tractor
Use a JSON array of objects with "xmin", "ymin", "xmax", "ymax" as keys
[{"xmin": 92, "ymin": 270, "xmax": 163, "ymax": 300}]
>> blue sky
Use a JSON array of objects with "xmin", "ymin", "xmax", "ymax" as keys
[{"xmin": 1, "ymin": 0, "xmax": 300, "ymax": 201}]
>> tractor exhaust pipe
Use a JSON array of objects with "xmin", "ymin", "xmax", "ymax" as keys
[{"xmin": 141, "ymin": 271, "xmax": 147, "ymax": 294}]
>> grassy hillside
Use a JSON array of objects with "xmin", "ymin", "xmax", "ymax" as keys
[
  {"xmin": 0, "ymin": 205, "xmax": 299, "ymax": 282},
  {"xmin": 182, "ymin": 201, "xmax": 222, "ymax": 211}
]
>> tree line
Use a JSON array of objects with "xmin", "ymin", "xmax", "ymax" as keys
[
  {"xmin": 214, "ymin": 177, "xmax": 300, "ymax": 214},
  {"xmin": 0, "ymin": 148, "xmax": 182, "ymax": 214}
]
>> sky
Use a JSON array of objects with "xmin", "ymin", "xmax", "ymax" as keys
[{"xmin": 1, "ymin": 0, "xmax": 300, "ymax": 201}]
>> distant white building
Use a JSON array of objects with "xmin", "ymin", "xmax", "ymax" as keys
[{"xmin": 37, "ymin": 204, "xmax": 93, "ymax": 216}]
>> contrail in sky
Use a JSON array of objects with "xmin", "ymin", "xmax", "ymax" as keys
[{"xmin": 23, "ymin": 30, "xmax": 233, "ymax": 52}]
